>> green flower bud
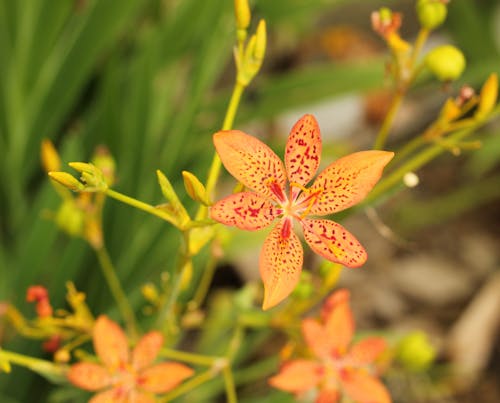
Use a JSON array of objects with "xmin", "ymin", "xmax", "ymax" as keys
[
  {"xmin": 425, "ymin": 45, "xmax": 466, "ymax": 81},
  {"xmin": 396, "ymin": 331, "xmax": 436, "ymax": 372},
  {"xmin": 417, "ymin": 0, "xmax": 448, "ymax": 30}
]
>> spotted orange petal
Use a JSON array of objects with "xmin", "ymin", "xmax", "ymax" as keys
[
  {"xmin": 322, "ymin": 290, "xmax": 354, "ymax": 355},
  {"xmin": 268, "ymin": 360, "xmax": 322, "ymax": 393},
  {"xmin": 316, "ymin": 388, "xmax": 341, "ymax": 403},
  {"xmin": 260, "ymin": 220, "xmax": 303, "ymax": 310},
  {"xmin": 306, "ymin": 150, "xmax": 394, "ymax": 216},
  {"xmin": 301, "ymin": 219, "xmax": 367, "ymax": 268},
  {"xmin": 214, "ymin": 130, "xmax": 287, "ymax": 201},
  {"xmin": 210, "ymin": 192, "xmax": 280, "ymax": 230},
  {"xmin": 138, "ymin": 362, "xmax": 194, "ymax": 393},
  {"xmin": 301, "ymin": 318, "xmax": 333, "ymax": 359},
  {"xmin": 321, "ymin": 289, "xmax": 350, "ymax": 322},
  {"xmin": 340, "ymin": 369, "xmax": 391, "ymax": 403},
  {"xmin": 285, "ymin": 114, "xmax": 321, "ymax": 193},
  {"xmin": 349, "ymin": 337, "xmax": 387, "ymax": 366},
  {"xmin": 67, "ymin": 362, "xmax": 111, "ymax": 391},
  {"xmin": 131, "ymin": 331, "xmax": 163, "ymax": 371},
  {"xmin": 93, "ymin": 315, "xmax": 129, "ymax": 370},
  {"xmin": 89, "ymin": 388, "xmax": 156, "ymax": 403}
]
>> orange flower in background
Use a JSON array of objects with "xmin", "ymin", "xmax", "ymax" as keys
[
  {"xmin": 211, "ymin": 114, "xmax": 393, "ymax": 309},
  {"xmin": 67, "ymin": 315, "xmax": 193, "ymax": 403},
  {"xmin": 269, "ymin": 289, "xmax": 391, "ymax": 403}
]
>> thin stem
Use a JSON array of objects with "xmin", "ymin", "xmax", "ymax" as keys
[
  {"xmin": 0, "ymin": 349, "xmax": 66, "ymax": 380},
  {"xmin": 160, "ymin": 348, "xmax": 218, "ymax": 367},
  {"xmin": 156, "ymin": 231, "xmax": 191, "ymax": 333},
  {"xmin": 374, "ymin": 90, "xmax": 404, "ymax": 150},
  {"xmin": 94, "ymin": 245, "xmax": 138, "ymax": 339},
  {"xmin": 105, "ymin": 188, "xmax": 177, "ymax": 225},
  {"xmin": 203, "ymin": 81, "xmax": 245, "ymax": 205},
  {"xmin": 161, "ymin": 369, "xmax": 215, "ymax": 402},
  {"xmin": 191, "ymin": 254, "xmax": 217, "ymax": 308},
  {"xmin": 409, "ymin": 28, "xmax": 429, "ymax": 68},
  {"xmin": 223, "ymin": 365, "xmax": 238, "ymax": 403}
]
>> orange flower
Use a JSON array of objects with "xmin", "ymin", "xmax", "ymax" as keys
[
  {"xmin": 269, "ymin": 289, "xmax": 391, "ymax": 403},
  {"xmin": 211, "ymin": 115, "xmax": 393, "ymax": 309},
  {"xmin": 67, "ymin": 316, "xmax": 193, "ymax": 403}
]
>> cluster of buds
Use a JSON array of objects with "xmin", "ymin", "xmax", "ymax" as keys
[
  {"xmin": 26, "ymin": 286, "xmax": 53, "ymax": 318},
  {"xmin": 233, "ymin": 0, "xmax": 267, "ymax": 87},
  {"xmin": 423, "ymin": 73, "xmax": 498, "ymax": 151},
  {"xmin": 42, "ymin": 141, "xmax": 115, "ymax": 248}
]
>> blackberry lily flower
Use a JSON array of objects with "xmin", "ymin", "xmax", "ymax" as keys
[{"xmin": 211, "ymin": 114, "xmax": 393, "ymax": 309}]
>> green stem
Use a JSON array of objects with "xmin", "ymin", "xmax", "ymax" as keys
[
  {"xmin": 105, "ymin": 188, "xmax": 177, "ymax": 225},
  {"xmin": 409, "ymin": 28, "xmax": 429, "ymax": 68},
  {"xmin": 160, "ymin": 348, "xmax": 218, "ymax": 367},
  {"xmin": 191, "ymin": 255, "xmax": 217, "ymax": 308},
  {"xmin": 0, "ymin": 349, "xmax": 66, "ymax": 380},
  {"xmin": 156, "ymin": 231, "xmax": 191, "ymax": 333},
  {"xmin": 95, "ymin": 246, "xmax": 138, "ymax": 339},
  {"xmin": 223, "ymin": 365, "xmax": 238, "ymax": 403},
  {"xmin": 161, "ymin": 369, "xmax": 215, "ymax": 402},
  {"xmin": 204, "ymin": 81, "xmax": 245, "ymax": 201},
  {"xmin": 374, "ymin": 90, "xmax": 404, "ymax": 150}
]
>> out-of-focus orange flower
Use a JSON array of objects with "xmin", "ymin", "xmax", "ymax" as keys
[
  {"xmin": 67, "ymin": 315, "xmax": 193, "ymax": 403},
  {"xmin": 26, "ymin": 285, "xmax": 53, "ymax": 318},
  {"xmin": 211, "ymin": 114, "xmax": 393, "ymax": 309},
  {"xmin": 269, "ymin": 289, "xmax": 391, "ymax": 403}
]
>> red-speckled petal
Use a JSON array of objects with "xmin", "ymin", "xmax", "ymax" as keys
[
  {"xmin": 323, "ymin": 292, "xmax": 354, "ymax": 355},
  {"xmin": 301, "ymin": 318, "xmax": 333, "ymax": 359},
  {"xmin": 349, "ymin": 337, "xmax": 387, "ymax": 366},
  {"xmin": 260, "ymin": 220, "xmax": 303, "ymax": 310},
  {"xmin": 268, "ymin": 359, "xmax": 322, "ymax": 393},
  {"xmin": 285, "ymin": 114, "xmax": 321, "ymax": 189},
  {"xmin": 93, "ymin": 315, "xmax": 129, "ymax": 370},
  {"xmin": 210, "ymin": 192, "xmax": 280, "ymax": 230},
  {"xmin": 131, "ymin": 331, "xmax": 163, "ymax": 371},
  {"xmin": 306, "ymin": 151, "xmax": 394, "ymax": 215},
  {"xmin": 139, "ymin": 362, "xmax": 194, "ymax": 393},
  {"xmin": 302, "ymin": 219, "xmax": 367, "ymax": 268},
  {"xmin": 67, "ymin": 363, "xmax": 111, "ymax": 391},
  {"xmin": 214, "ymin": 130, "xmax": 287, "ymax": 201},
  {"xmin": 340, "ymin": 369, "xmax": 392, "ymax": 403}
]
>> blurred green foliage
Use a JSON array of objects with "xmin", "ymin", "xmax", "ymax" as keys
[{"xmin": 0, "ymin": 0, "xmax": 499, "ymax": 402}]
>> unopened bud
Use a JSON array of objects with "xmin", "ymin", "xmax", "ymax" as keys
[
  {"xmin": 48, "ymin": 172, "xmax": 84, "ymax": 191},
  {"xmin": 234, "ymin": 0, "xmax": 251, "ymax": 31},
  {"xmin": 68, "ymin": 162, "xmax": 108, "ymax": 190},
  {"xmin": 236, "ymin": 19, "xmax": 267, "ymax": 86},
  {"xmin": 91, "ymin": 146, "xmax": 116, "ymax": 186},
  {"xmin": 425, "ymin": 45, "xmax": 466, "ymax": 81},
  {"xmin": 41, "ymin": 140, "xmax": 61, "ymax": 172},
  {"xmin": 141, "ymin": 283, "xmax": 159, "ymax": 303},
  {"xmin": 56, "ymin": 201, "xmax": 85, "ymax": 237},
  {"xmin": 476, "ymin": 73, "xmax": 498, "ymax": 120},
  {"xmin": 416, "ymin": 0, "xmax": 448, "ymax": 30},
  {"xmin": 182, "ymin": 171, "xmax": 211, "ymax": 206}
]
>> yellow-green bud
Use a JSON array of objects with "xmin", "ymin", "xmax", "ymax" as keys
[
  {"xmin": 91, "ymin": 146, "xmax": 116, "ymax": 186},
  {"xmin": 156, "ymin": 170, "xmax": 190, "ymax": 227},
  {"xmin": 48, "ymin": 172, "xmax": 85, "ymax": 191},
  {"xmin": 425, "ymin": 45, "xmax": 466, "ymax": 81},
  {"xmin": 68, "ymin": 162, "xmax": 108, "ymax": 191},
  {"xmin": 41, "ymin": 139, "xmax": 61, "ymax": 172},
  {"xmin": 234, "ymin": 0, "xmax": 251, "ymax": 31},
  {"xmin": 396, "ymin": 331, "xmax": 436, "ymax": 372},
  {"xmin": 476, "ymin": 73, "xmax": 498, "ymax": 120},
  {"xmin": 182, "ymin": 170, "xmax": 211, "ymax": 206},
  {"xmin": 417, "ymin": 0, "xmax": 448, "ymax": 30}
]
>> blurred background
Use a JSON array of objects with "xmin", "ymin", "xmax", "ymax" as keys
[{"xmin": 0, "ymin": 0, "xmax": 499, "ymax": 402}]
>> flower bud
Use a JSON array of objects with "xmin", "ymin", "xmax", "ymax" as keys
[
  {"xmin": 68, "ymin": 162, "xmax": 108, "ymax": 191},
  {"xmin": 236, "ymin": 19, "xmax": 267, "ymax": 86},
  {"xmin": 476, "ymin": 73, "xmax": 498, "ymax": 120},
  {"xmin": 425, "ymin": 45, "xmax": 466, "ymax": 81},
  {"xmin": 182, "ymin": 170, "xmax": 211, "ymax": 206},
  {"xmin": 416, "ymin": 0, "xmax": 448, "ymax": 30},
  {"xmin": 234, "ymin": 0, "xmax": 251, "ymax": 31},
  {"xmin": 41, "ymin": 139, "xmax": 61, "ymax": 172},
  {"xmin": 48, "ymin": 172, "xmax": 85, "ymax": 191},
  {"xmin": 56, "ymin": 201, "xmax": 85, "ymax": 236},
  {"xmin": 91, "ymin": 146, "xmax": 116, "ymax": 186},
  {"xmin": 396, "ymin": 331, "xmax": 436, "ymax": 372}
]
